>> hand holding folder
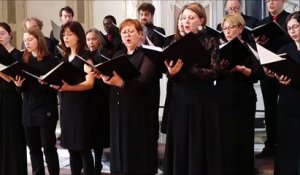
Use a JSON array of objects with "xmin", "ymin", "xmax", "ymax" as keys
[
  {"xmin": 256, "ymin": 43, "xmax": 300, "ymax": 86},
  {"xmin": 22, "ymin": 61, "xmax": 86, "ymax": 86},
  {"xmin": 142, "ymin": 32, "xmax": 210, "ymax": 70},
  {"xmin": 76, "ymin": 53, "xmax": 140, "ymax": 80},
  {"xmin": 219, "ymin": 37, "xmax": 252, "ymax": 70},
  {"xmin": 94, "ymin": 54, "xmax": 140, "ymax": 80},
  {"xmin": 0, "ymin": 61, "xmax": 25, "ymax": 78}
]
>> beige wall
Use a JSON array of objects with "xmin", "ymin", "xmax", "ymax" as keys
[
  {"xmin": 26, "ymin": 1, "xmax": 67, "ymax": 37},
  {"xmin": 92, "ymin": 1, "xmax": 127, "ymax": 33}
]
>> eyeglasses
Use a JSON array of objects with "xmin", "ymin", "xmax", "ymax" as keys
[
  {"xmin": 222, "ymin": 25, "xmax": 237, "ymax": 31},
  {"xmin": 265, "ymin": 0, "xmax": 280, "ymax": 3},
  {"xmin": 287, "ymin": 24, "xmax": 300, "ymax": 31},
  {"xmin": 121, "ymin": 29, "xmax": 136, "ymax": 35},
  {"xmin": 226, "ymin": 6, "xmax": 240, "ymax": 12}
]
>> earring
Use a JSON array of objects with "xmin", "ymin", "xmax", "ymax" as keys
[{"xmin": 198, "ymin": 25, "xmax": 203, "ymax": 31}]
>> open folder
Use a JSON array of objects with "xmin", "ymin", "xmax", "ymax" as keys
[
  {"xmin": 40, "ymin": 61, "xmax": 86, "ymax": 86},
  {"xmin": 22, "ymin": 61, "xmax": 86, "ymax": 86},
  {"xmin": 250, "ymin": 21, "xmax": 289, "ymax": 39},
  {"xmin": 0, "ymin": 61, "xmax": 25, "ymax": 77},
  {"xmin": 76, "ymin": 54, "xmax": 140, "ymax": 80},
  {"xmin": 256, "ymin": 43, "xmax": 300, "ymax": 85},
  {"xmin": 153, "ymin": 29, "xmax": 174, "ymax": 48},
  {"xmin": 205, "ymin": 26, "xmax": 224, "ymax": 40},
  {"xmin": 219, "ymin": 37, "xmax": 252, "ymax": 70},
  {"xmin": 141, "ymin": 32, "xmax": 210, "ymax": 70}
]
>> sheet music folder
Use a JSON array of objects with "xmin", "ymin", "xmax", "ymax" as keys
[
  {"xmin": 95, "ymin": 54, "xmax": 140, "ymax": 80},
  {"xmin": 0, "ymin": 61, "xmax": 25, "ymax": 77},
  {"xmin": 219, "ymin": 37, "xmax": 252, "ymax": 70},
  {"xmin": 153, "ymin": 29, "xmax": 174, "ymax": 48},
  {"xmin": 251, "ymin": 21, "xmax": 288, "ymax": 39},
  {"xmin": 141, "ymin": 32, "xmax": 210, "ymax": 69},
  {"xmin": 256, "ymin": 43, "xmax": 300, "ymax": 86},
  {"xmin": 38, "ymin": 61, "xmax": 86, "ymax": 86}
]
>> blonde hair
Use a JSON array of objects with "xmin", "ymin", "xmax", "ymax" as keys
[{"xmin": 221, "ymin": 13, "xmax": 245, "ymax": 29}]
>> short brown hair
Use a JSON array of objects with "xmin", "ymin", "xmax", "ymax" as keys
[
  {"xmin": 59, "ymin": 6, "xmax": 74, "ymax": 17},
  {"xmin": 138, "ymin": 3, "xmax": 155, "ymax": 15},
  {"xmin": 24, "ymin": 17, "xmax": 44, "ymax": 30}
]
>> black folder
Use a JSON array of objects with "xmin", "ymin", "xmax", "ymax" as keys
[
  {"xmin": 264, "ymin": 53, "xmax": 300, "ymax": 85},
  {"xmin": 38, "ymin": 61, "xmax": 86, "ymax": 86},
  {"xmin": 0, "ymin": 60, "xmax": 43, "ymax": 79},
  {"xmin": 257, "ymin": 44, "xmax": 300, "ymax": 86},
  {"xmin": 142, "ymin": 32, "xmax": 210, "ymax": 69},
  {"xmin": 219, "ymin": 37, "xmax": 252, "ymax": 70},
  {"xmin": 153, "ymin": 29, "xmax": 175, "ymax": 48},
  {"xmin": 94, "ymin": 54, "xmax": 140, "ymax": 80},
  {"xmin": 0, "ymin": 61, "xmax": 25, "ymax": 77},
  {"xmin": 0, "ymin": 44, "xmax": 18, "ymax": 65},
  {"xmin": 251, "ymin": 22, "xmax": 288, "ymax": 39},
  {"xmin": 205, "ymin": 26, "xmax": 224, "ymax": 39}
]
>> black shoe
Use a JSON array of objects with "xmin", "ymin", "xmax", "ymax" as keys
[{"xmin": 255, "ymin": 147, "xmax": 275, "ymax": 159}]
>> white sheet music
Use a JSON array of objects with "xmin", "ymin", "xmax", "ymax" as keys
[{"xmin": 256, "ymin": 43, "xmax": 286, "ymax": 65}]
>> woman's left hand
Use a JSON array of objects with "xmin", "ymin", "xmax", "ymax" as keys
[
  {"xmin": 101, "ymin": 71, "xmax": 124, "ymax": 88},
  {"xmin": 276, "ymin": 74, "xmax": 291, "ymax": 85}
]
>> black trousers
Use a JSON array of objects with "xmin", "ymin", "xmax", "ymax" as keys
[
  {"xmin": 68, "ymin": 149, "xmax": 94, "ymax": 175},
  {"xmin": 260, "ymin": 76, "xmax": 279, "ymax": 149},
  {"xmin": 24, "ymin": 119, "xmax": 59, "ymax": 175}
]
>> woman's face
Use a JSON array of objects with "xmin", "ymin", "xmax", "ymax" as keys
[
  {"xmin": 222, "ymin": 20, "xmax": 243, "ymax": 41},
  {"xmin": 177, "ymin": 14, "xmax": 185, "ymax": 36},
  {"xmin": 181, "ymin": 9, "xmax": 203, "ymax": 34},
  {"xmin": 287, "ymin": 18, "xmax": 300, "ymax": 43},
  {"xmin": 23, "ymin": 32, "xmax": 38, "ymax": 53},
  {"xmin": 62, "ymin": 28, "xmax": 79, "ymax": 49},
  {"xmin": 120, "ymin": 24, "xmax": 142, "ymax": 50},
  {"xmin": 0, "ymin": 26, "xmax": 11, "ymax": 46},
  {"xmin": 86, "ymin": 32, "xmax": 100, "ymax": 51}
]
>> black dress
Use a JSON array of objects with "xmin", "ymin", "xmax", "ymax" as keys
[
  {"xmin": 109, "ymin": 48, "xmax": 160, "ymax": 174},
  {"xmin": 275, "ymin": 42, "xmax": 300, "ymax": 175},
  {"xmin": 0, "ymin": 48, "xmax": 27, "ymax": 175},
  {"xmin": 89, "ymin": 50, "xmax": 110, "ymax": 149},
  {"xmin": 88, "ymin": 50, "xmax": 110, "ymax": 174},
  {"xmin": 216, "ymin": 43, "xmax": 264, "ymax": 175},
  {"xmin": 59, "ymin": 52, "xmax": 93, "ymax": 151},
  {"xmin": 164, "ymin": 29, "xmax": 223, "ymax": 175}
]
